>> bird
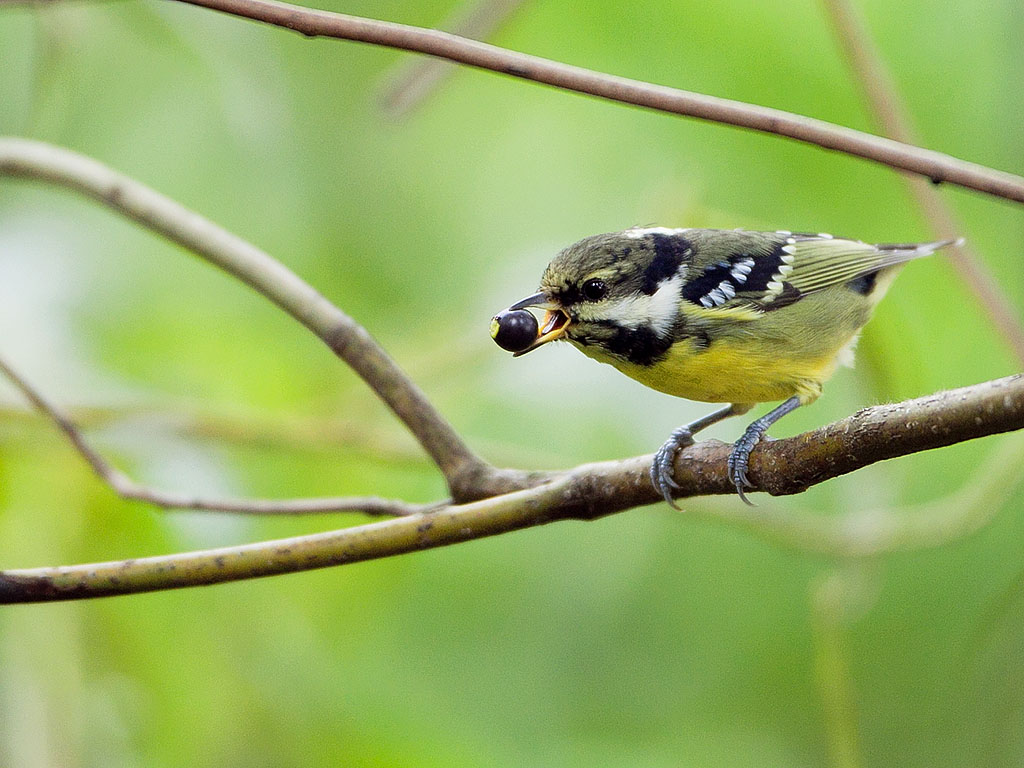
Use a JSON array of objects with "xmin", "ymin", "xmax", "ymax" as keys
[{"xmin": 490, "ymin": 226, "xmax": 960, "ymax": 506}]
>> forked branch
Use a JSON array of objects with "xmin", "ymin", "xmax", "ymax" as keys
[
  {"xmin": 1, "ymin": 139, "xmax": 1022, "ymax": 604},
  {"xmin": 0, "ymin": 138, "xmax": 493, "ymax": 500},
  {"xmin": 0, "ymin": 374, "xmax": 1021, "ymax": 603}
]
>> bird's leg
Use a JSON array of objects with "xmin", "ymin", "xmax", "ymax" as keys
[
  {"xmin": 728, "ymin": 396, "xmax": 802, "ymax": 506},
  {"xmin": 651, "ymin": 403, "xmax": 750, "ymax": 509}
]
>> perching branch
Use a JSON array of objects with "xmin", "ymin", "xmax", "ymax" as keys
[
  {"xmin": 2, "ymin": 140, "xmax": 1022, "ymax": 603},
  {"xmin": 166, "ymin": 0, "xmax": 1024, "ymax": 204},
  {"xmin": 1, "ymin": 375, "xmax": 1022, "ymax": 603},
  {"xmin": 821, "ymin": 0, "xmax": 1024, "ymax": 365},
  {"xmin": 0, "ymin": 138, "xmax": 496, "ymax": 501},
  {"xmin": 2, "ymin": 140, "xmax": 1024, "ymax": 602}
]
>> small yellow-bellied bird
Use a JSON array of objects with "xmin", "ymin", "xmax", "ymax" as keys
[{"xmin": 490, "ymin": 227, "xmax": 960, "ymax": 506}]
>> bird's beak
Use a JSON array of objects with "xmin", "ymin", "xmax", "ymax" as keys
[{"xmin": 507, "ymin": 292, "xmax": 571, "ymax": 357}]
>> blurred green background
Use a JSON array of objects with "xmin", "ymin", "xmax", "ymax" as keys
[{"xmin": 1, "ymin": 0, "xmax": 1022, "ymax": 764}]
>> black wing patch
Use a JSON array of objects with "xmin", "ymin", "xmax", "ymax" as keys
[{"xmin": 681, "ymin": 242, "xmax": 796, "ymax": 309}]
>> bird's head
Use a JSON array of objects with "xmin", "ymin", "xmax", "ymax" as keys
[{"xmin": 502, "ymin": 228, "xmax": 693, "ymax": 362}]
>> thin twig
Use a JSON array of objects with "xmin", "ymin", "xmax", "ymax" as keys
[
  {"xmin": 164, "ymin": 0, "xmax": 1024, "ymax": 203},
  {"xmin": 821, "ymin": 0, "xmax": 1024, "ymax": 364},
  {"xmin": 1, "ymin": 374, "xmax": 1022, "ymax": 602},
  {"xmin": 0, "ymin": 354, "xmax": 428, "ymax": 516},
  {"xmin": 379, "ymin": 0, "xmax": 528, "ymax": 118},
  {"xmin": 0, "ymin": 400, "xmax": 570, "ymax": 467},
  {"xmin": 0, "ymin": 138, "xmax": 493, "ymax": 499}
]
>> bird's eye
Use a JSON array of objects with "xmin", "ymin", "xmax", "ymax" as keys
[{"xmin": 581, "ymin": 278, "xmax": 608, "ymax": 302}]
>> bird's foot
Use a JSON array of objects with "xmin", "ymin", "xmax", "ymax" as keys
[
  {"xmin": 651, "ymin": 426, "xmax": 696, "ymax": 509},
  {"xmin": 727, "ymin": 425, "xmax": 766, "ymax": 506}
]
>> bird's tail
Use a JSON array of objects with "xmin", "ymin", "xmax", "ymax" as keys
[
  {"xmin": 876, "ymin": 237, "xmax": 965, "ymax": 255},
  {"xmin": 857, "ymin": 237, "xmax": 963, "ymax": 306}
]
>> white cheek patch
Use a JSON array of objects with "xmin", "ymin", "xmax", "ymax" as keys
[
  {"xmin": 575, "ymin": 272, "xmax": 684, "ymax": 336},
  {"xmin": 644, "ymin": 271, "xmax": 685, "ymax": 334}
]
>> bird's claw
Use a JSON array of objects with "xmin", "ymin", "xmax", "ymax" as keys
[
  {"xmin": 650, "ymin": 427, "xmax": 695, "ymax": 509},
  {"xmin": 727, "ymin": 430, "xmax": 761, "ymax": 506}
]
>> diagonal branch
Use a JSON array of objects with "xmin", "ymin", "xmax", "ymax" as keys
[
  {"xmin": 821, "ymin": 0, "xmax": 1024, "ymax": 364},
  {"xmin": 378, "ymin": 0, "xmax": 529, "ymax": 118},
  {"xmin": 0, "ymin": 137, "xmax": 495, "ymax": 499},
  {"xmin": 0, "ymin": 354, "xmax": 430, "ymax": 516},
  {"xmin": 167, "ymin": 0, "xmax": 1024, "ymax": 204},
  {"xmin": 1, "ymin": 374, "xmax": 1022, "ymax": 603}
]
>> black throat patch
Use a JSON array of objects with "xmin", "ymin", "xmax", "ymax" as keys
[{"xmin": 578, "ymin": 321, "xmax": 675, "ymax": 367}]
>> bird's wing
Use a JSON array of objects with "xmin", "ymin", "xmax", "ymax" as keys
[
  {"xmin": 782, "ymin": 236, "xmax": 947, "ymax": 294},
  {"xmin": 680, "ymin": 232, "xmax": 953, "ymax": 311}
]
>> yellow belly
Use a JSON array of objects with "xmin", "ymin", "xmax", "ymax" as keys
[{"xmin": 576, "ymin": 336, "xmax": 846, "ymax": 405}]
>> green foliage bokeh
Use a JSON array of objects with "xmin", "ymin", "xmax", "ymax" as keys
[{"xmin": 0, "ymin": 0, "xmax": 1022, "ymax": 764}]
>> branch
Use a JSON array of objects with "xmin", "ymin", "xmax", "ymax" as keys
[
  {"xmin": 165, "ymin": 0, "xmax": 1024, "ymax": 204},
  {"xmin": 2, "ymin": 374, "xmax": 1022, "ymax": 603},
  {"xmin": 0, "ymin": 138, "xmax": 494, "ymax": 499},
  {"xmin": 2, "ymin": 140, "xmax": 1022, "ymax": 603},
  {"xmin": 821, "ymin": 0, "xmax": 1024, "ymax": 365},
  {"xmin": 707, "ymin": 430, "xmax": 1024, "ymax": 558},
  {"xmin": 0, "ymin": 351, "xmax": 431, "ymax": 516}
]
